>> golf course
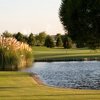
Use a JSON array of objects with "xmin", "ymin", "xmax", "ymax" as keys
[
  {"xmin": 33, "ymin": 47, "xmax": 100, "ymax": 61},
  {"xmin": 0, "ymin": 72, "xmax": 100, "ymax": 100},
  {"xmin": 0, "ymin": 0, "xmax": 99, "ymax": 99},
  {"xmin": 0, "ymin": 47, "xmax": 100, "ymax": 100}
]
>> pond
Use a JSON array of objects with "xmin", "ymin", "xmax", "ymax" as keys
[{"xmin": 22, "ymin": 61, "xmax": 100, "ymax": 89}]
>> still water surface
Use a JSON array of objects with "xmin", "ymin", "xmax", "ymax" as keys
[{"xmin": 23, "ymin": 61, "xmax": 100, "ymax": 89}]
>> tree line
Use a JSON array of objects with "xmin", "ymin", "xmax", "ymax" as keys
[
  {"xmin": 1, "ymin": 0, "xmax": 99, "ymax": 50},
  {"xmin": 1, "ymin": 31, "xmax": 73, "ymax": 49}
]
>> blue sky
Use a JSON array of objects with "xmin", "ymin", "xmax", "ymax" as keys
[{"xmin": 0, "ymin": 0, "xmax": 64, "ymax": 35}]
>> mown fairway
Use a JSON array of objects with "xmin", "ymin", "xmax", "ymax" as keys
[
  {"xmin": 33, "ymin": 47, "xmax": 100, "ymax": 61},
  {"xmin": 0, "ymin": 72, "xmax": 100, "ymax": 100},
  {"xmin": 0, "ymin": 47, "xmax": 100, "ymax": 100}
]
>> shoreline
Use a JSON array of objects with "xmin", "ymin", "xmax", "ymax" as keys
[
  {"xmin": 35, "ymin": 57, "xmax": 100, "ymax": 62},
  {"xmin": 30, "ymin": 73, "xmax": 44, "ymax": 85},
  {"xmin": 30, "ymin": 73, "xmax": 100, "ymax": 90},
  {"xmin": 34, "ymin": 54, "xmax": 100, "ymax": 62}
]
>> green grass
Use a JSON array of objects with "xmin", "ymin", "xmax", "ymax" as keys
[
  {"xmin": 33, "ymin": 46, "xmax": 100, "ymax": 61},
  {"xmin": 0, "ymin": 72, "xmax": 100, "ymax": 100},
  {"xmin": 0, "ymin": 47, "xmax": 100, "ymax": 99}
]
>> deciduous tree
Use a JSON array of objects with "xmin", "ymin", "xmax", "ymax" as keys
[
  {"xmin": 59, "ymin": 0, "xmax": 100, "ymax": 48},
  {"xmin": 44, "ymin": 35, "xmax": 55, "ymax": 48}
]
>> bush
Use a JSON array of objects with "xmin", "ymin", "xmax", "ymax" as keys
[
  {"xmin": 56, "ymin": 34, "xmax": 63, "ymax": 47},
  {"xmin": 0, "ymin": 47, "xmax": 19, "ymax": 70},
  {"xmin": 44, "ymin": 35, "xmax": 55, "ymax": 48},
  {"xmin": 0, "ymin": 37, "xmax": 33, "ymax": 71},
  {"xmin": 63, "ymin": 34, "xmax": 73, "ymax": 49}
]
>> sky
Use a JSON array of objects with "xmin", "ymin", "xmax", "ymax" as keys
[{"xmin": 0, "ymin": 0, "xmax": 64, "ymax": 35}]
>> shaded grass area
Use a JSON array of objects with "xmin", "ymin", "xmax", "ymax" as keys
[
  {"xmin": 0, "ymin": 72, "xmax": 100, "ymax": 100},
  {"xmin": 33, "ymin": 47, "xmax": 100, "ymax": 61}
]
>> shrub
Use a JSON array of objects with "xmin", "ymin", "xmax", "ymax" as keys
[
  {"xmin": 63, "ymin": 34, "xmax": 73, "ymax": 49},
  {"xmin": 0, "ymin": 37, "xmax": 33, "ymax": 71},
  {"xmin": 56, "ymin": 35, "xmax": 63, "ymax": 47},
  {"xmin": 44, "ymin": 35, "xmax": 55, "ymax": 48}
]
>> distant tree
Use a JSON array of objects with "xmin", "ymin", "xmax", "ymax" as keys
[
  {"xmin": 56, "ymin": 34, "xmax": 63, "ymax": 47},
  {"xmin": 35, "ymin": 32, "xmax": 47, "ymax": 46},
  {"xmin": 44, "ymin": 35, "xmax": 55, "ymax": 48},
  {"xmin": 28, "ymin": 33, "xmax": 36, "ymax": 46},
  {"xmin": 24, "ymin": 35, "xmax": 28, "ymax": 43},
  {"xmin": 35, "ymin": 35, "xmax": 41, "ymax": 46},
  {"xmin": 2, "ymin": 31, "xmax": 12, "ymax": 37},
  {"xmin": 63, "ymin": 34, "xmax": 72, "ymax": 49},
  {"xmin": 59, "ymin": 0, "xmax": 100, "ymax": 49},
  {"xmin": 38, "ymin": 32, "xmax": 47, "ymax": 46},
  {"xmin": 14, "ymin": 32, "xmax": 27, "ymax": 43}
]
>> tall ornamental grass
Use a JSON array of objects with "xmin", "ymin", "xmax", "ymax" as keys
[{"xmin": 0, "ymin": 37, "xmax": 33, "ymax": 71}]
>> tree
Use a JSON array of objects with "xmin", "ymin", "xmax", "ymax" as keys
[
  {"xmin": 14, "ymin": 32, "xmax": 27, "ymax": 43},
  {"xmin": 44, "ymin": 35, "xmax": 55, "ymax": 48},
  {"xmin": 63, "ymin": 34, "xmax": 72, "ymax": 49},
  {"xmin": 2, "ymin": 31, "xmax": 12, "ymax": 37},
  {"xmin": 35, "ymin": 32, "xmax": 47, "ymax": 46},
  {"xmin": 59, "ymin": 0, "xmax": 100, "ymax": 48},
  {"xmin": 28, "ymin": 33, "xmax": 36, "ymax": 46},
  {"xmin": 35, "ymin": 35, "xmax": 40, "ymax": 46},
  {"xmin": 38, "ymin": 32, "xmax": 47, "ymax": 46},
  {"xmin": 56, "ymin": 34, "xmax": 63, "ymax": 47}
]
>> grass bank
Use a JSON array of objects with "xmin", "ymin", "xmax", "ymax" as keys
[
  {"xmin": 33, "ymin": 47, "xmax": 100, "ymax": 61},
  {"xmin": 0, "ymin": 72, "xmax": 100, "ymax": 100}
]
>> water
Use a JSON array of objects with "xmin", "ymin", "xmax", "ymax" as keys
[{"xmin": 22, "ymin": 61, "xmax": 100, "ymax": 89}]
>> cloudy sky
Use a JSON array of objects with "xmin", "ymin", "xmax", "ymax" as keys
[{"xmin": 0, "ymin": 0, "xmax": 64, "ymax": 35}]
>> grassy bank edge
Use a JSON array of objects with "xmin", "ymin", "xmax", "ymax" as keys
[
  {"xmin": 0, "ymin": 72, "xmax": 100, "ymax": 100},
  {"xmin": 33, "ymin": 47, "xmax": 100, "ymax": 62},
  {"xmin": 34, "ymin": 55, "xmax": 100, "ymax": 62}
]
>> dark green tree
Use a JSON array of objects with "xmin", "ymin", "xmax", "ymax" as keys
[
  {"xmin": 28, "ymin": 33, "xmax": 36, "ymax": 46},
  {"xmin": 59, "ymin": 0, "xmax": 100, "ymax": 48},
  {"xmin": 44, "ymin": 35, "xmax": 55, "ymax": 48},
  {"xmin": 56, "ymin": 34, "xmax": 63, "ymax": 47},
  {"xmin": 63, "ymin": 34, "xmax": 72, "ymax": 49},
  {"xmin": 35, "ymin": 35, "xmax": 41, "ymax": 46},
  {"xmin": 14, "ymin": 32, "xmax": 27, "ymax": 43}
]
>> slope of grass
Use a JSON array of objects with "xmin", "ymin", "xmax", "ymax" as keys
[
  {"xmin": 0, "ymin": 72, "xmax": 100, "ymax": 100},
  {"xmin": 33, "ymin": 47, "xmax": 100, "ymax": 61}
]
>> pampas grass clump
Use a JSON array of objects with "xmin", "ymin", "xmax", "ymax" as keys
[{"xmin": 0, "ymin": 36, "xmax": 33, "ymax": 71}]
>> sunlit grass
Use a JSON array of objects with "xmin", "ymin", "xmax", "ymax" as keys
[
  {"xmin": 32, "ymin": 46, "xmax": 100, "ymax": 61},
  {"xmin": 0, "ymin": 72, "xmax": 100, "ymax": 100}
]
